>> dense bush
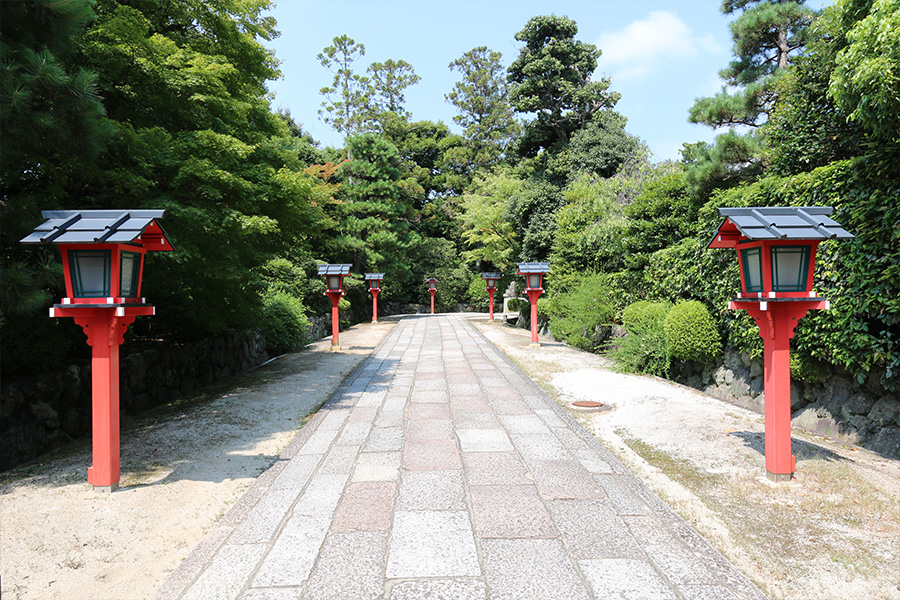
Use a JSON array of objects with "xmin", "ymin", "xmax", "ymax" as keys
[
  {"xmin": 261, "ymin": 291, "xmax": 310, "ymax": 355},
  {"xmin": 607, "ymin": 301, "xmax": 671, "ymax": 377},
  {"xmin": 545, "ymin": 274, "xmax": 615, "ymax": 351},
  {"xmin": 507, "ymin": 297, "xmax": 527, "ymax": 312},
  {"xmin": 664, "ymin": 300, "xmax": 721, "ymax": 363}
]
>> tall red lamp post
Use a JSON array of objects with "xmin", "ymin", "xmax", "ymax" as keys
[
  {"xmin": 426, "ymin": 277, "xmax": 438, "ymax": 314},
  {"xmin": 21, "ymin": 209, "xmax": 174, "ymax": 492},
  {"xmin": 481, "ymin": 272, "xmax": 500, "ymax": 320},
  {"xmin": 319, "ymin": 264, "xmax": 351, "ymax": 351},
  {"xmin": 365, "ymin": 273, "xmax": 384, "ymax": 323},
  {"xmin": 708, "ymin": 207, "xmax": 853, "ymax": 482},
  {"xmin": 517, "ymin": 262, "xmax": 550, "ymax": 346}
]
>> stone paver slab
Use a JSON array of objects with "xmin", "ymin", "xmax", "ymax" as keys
[
  {"xmin": 386, "ymin": 510, "xmax": 480, "ymax": 578},
  {"xmin": 469, "ymin": 485, "xmax": 557, "ymax": 539},
  {"xmin": 462, "ymin": 451, "xmax": 532, "ymax": 486},
  {"xmin": 403, "ymin": 439, "xmax": 461, "ymax": 471},
  {"xmin": 397, "ymin": 469, "xmax": 465, "ymax": 511},
  {"xmin": 352, "ymin": 451, "xmax": 402, "ymax": 482},
  {"xmin": 547, "ymin": 499, "xmax": 645, "ymax": 559},
  {"xmin": 480, "ymin": 539, "xmax": 590, "ymax": 600},
  {"xmin": 579, "ymin": 558, "xmax": 677, "ymax": 600},
  {"xmin": 456, "ymin": 428, "xmax": 514, "ymax": 452},
  {"xmin": 388, "ymin": 579, "xmax": 487, "ymax": 600},
  {"xmin": 332, "ymin": 482, "xmax": 396, "ymax": 531},
  {"xmin": 301, "ymin": 531, "xmax": 388, "ymax": 600}
]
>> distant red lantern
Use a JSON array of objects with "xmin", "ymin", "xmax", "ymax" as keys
[
  {"xmin": 319, "ymin": 264, "xmax": 351, "ymax": 350},
  {"xmin": 426, "ymin": 277, "xmax": 438, "ymax": 314},
  {"xmin": 481, "ymin": 272, "xmax": 501, "ymax": 320},
  {"xmin": 517, "ymin": 263, "xmax": 549, "ymax": 346},
  {"xmin": 21, "ymin": 209, "xmax": 174, "ymax": 492},
  {"xmin": 365, "ymin": 272, "xmax": 384, "ymax": 323}
]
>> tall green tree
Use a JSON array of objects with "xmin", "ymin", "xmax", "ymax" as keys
[
  {"xmin": 685, "ymin": 0, "xmax": 815, "ymax": 193},
  {"xmin": 368, "ymin": 58, "xmax": 420, "ymax": 118},
  {"xmin": 458, "ymin": 170, "xmax": 521, "ymax": 269},
  {"xmin": 0, "ymin": 0, "xmax": 116, "ymax": 374},
  {"xmin": 446, "ymin": 46, "xmax": 521, "ymax": 170},
  {"xmin": 507, "ymin": 15, "xmax": 620, "ymax": 158},
  {"xmin": 336, "ymin": 134, "xmax": 420, "ymax": 290},
  {"xmin": 75, "ymin": 0, "xmax": 328, "ymax": 340},
  {"xmin": 318, "ymin": 35, "xmax": 373, "ymax": 138}
]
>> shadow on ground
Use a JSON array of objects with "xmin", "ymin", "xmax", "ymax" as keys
[{"xmin": 729, "ymin": 431, "xmax": 849, "ymax": 462}]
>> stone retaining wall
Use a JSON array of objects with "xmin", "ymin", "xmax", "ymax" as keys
[
  {"xmin": 0, "ymin": 331, "xmax": 269, "ymax": 472},
  {"xmin": 680, "ymin": 348, "xmax": 900, "ymax": 459}
]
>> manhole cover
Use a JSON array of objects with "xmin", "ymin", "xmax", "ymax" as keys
[{"xmin": 572, "ymin": 400, "xmax": 603, "ymax": 408}]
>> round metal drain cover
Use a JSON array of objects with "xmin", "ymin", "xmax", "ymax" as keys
[{"xmin": 572, "ymin": 400, "xmax": 603, "ymax": 408}]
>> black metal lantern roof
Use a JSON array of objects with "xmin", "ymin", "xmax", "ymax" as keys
[
  {"xmin": 481, "ymin": 272, "xmax": 501, "ymax": 279},
  {"xmin": 708, "ymin": 207, "xmax": 854, "ymax": 248},
  {"xmin": 20, "ymin": 209, "xmax": 174, "ymax": 250},
  {"xmin": 516, "ymin": 262, "xmax": 550, "ymax": 274},
  {"xmin": 318, "ymin": 264, "xmax": 352, "ymax": 276},
  {"xmin": 364, "ymin": 273, "xmax": 384, "ymax": 280}
]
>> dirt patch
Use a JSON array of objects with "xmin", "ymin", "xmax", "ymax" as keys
[
  {"xmin": 471, "ymin": 316, "xmax": 900, "ymax": 600},
  {"xmin": 0, "ymin": 321, "xmax": 394, "ymax": 600}
]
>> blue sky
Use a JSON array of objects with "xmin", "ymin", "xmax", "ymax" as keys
[{"xmin": 262, "ymin": 0, "xmax": 825, "ymax": 162}]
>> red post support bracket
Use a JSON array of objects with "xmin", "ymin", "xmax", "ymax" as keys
[
  {"xmin": 730, "ymin": 299, "xmax": 828, "ymax": 481},
  {"xmin": 370, "ymin": 289, "xmax": 380, "ymax": 323},
  {"xmin": 525, "ymin": 289, "xmax": 543, "ymax": 345},
  {"xmin": 326, "ymin": 291, "xmax": 342, "ymax": 350},
  {"xmin": 52, "ymin": 304, "xmax": 153, "ymax": 492}
]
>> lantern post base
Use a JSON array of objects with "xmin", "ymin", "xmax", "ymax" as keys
[
  {"xmin": 92, "ymin": 483, "xmax": 119, "ymax": 493},
  {"xmin": 528, "ymin": 342, "xmax": 541, "ymax": 348},
  {"xmin": 331, "ymin": 343, "xmax": 341, "ymax": 352},
  {"xmin": 766, "ymin": 470, "xmax": 794, "ymax": 483}
]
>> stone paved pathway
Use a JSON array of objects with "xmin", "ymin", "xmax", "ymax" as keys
[{"xmin": 156, "ymin": 315, "xmax": 766, "ymax": 600}]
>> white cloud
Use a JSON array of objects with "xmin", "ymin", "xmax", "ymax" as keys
[{"xmin": 596, "ymin": 11, "xmax": 720, "ymax": 80}]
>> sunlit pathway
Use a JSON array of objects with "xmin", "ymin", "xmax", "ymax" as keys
[{"xmin": 157, "ymin": 314, "xmax": 766, "ymax": 600}]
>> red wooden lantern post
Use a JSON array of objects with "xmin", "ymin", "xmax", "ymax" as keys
[
  {"xmin": 481, "ymin": 272, "xmax": 500, "ymax": 320},
  {"xmin": 517, "ymin": 263, "xmax": 550, "ymax": 346},
  {"xmin": 319, "ymin": 264, "xmax": 351, "ymax": 351},
  {"xmin": 21, "ymin": 210, "xmax": 174, "ymax": 492},
  {"xmin": 427, "ymin": 277, "xmax": 438, "ymax": 314},
  {"xmin": 365, "ymin": 273, "xmax": 384, "ymax": 323},
  {"xmin": 709, "ymin": 207, "xmax": 853, "ymax": 482}
]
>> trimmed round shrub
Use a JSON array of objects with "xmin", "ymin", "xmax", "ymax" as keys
[
  {"xmin": 261, "ymin": 291, "xmax": 310, "ymax": 355},
  {"xmin": 664, "ymin": 300, "xmax": 721, "ymax": 363}
]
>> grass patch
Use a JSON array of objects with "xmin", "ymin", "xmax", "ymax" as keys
[{"xmin": 617, "ymin": 431, "xmax": 725, "ymax": 491}]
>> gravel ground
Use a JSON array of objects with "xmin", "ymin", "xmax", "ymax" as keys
[{"xmin": 471, "ymin": 315, "xmax": 900, "ymax": 600}]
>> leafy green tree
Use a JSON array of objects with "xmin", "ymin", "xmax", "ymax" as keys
[
  {"xmin": 459, "ymin": 170, "xmax": 521, "ymax": 269},
  {"xmin": 829, "ymin": 0, "xmax": 900, "ymax": 145},
  {"xmin": 446, "ymin": 46, "xmax": 521, "ymax": 170},
  {"xmin": 507, "ymin": 15, "xmax": 620, "ymax": 158},
  {"xmin": 318, "ymin": 35, "xmax": 373, "ymax": 138}
]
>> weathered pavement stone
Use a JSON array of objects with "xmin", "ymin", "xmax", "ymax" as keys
[{"xmin": 157, "ymin": 315, "xmax": 768, "ymax": 600}]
